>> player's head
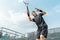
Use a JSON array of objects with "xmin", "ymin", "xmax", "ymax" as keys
[{"xmin": 32, "ymin": 11, "xmax": 37, "ymax": 16}]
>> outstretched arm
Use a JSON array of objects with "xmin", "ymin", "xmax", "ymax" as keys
[
  {"xmin": 35, "ymin": 8, "xmax": 46, "ymax": 15},
  {"xmin": 26, "ymin": 6, "xmax": 33, "ymax": 21}
]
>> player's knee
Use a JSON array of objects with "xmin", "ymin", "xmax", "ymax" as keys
[
  {"xmin": 36, "ymin": 39, "xmax": 38, "ymax": 40},
  {"xmin": 40, "ymin": 35, "xmax": 45, "ymax": 38},
  {"xmin": 36, "ymin": 39, "xmax": 40, "ymax": 40}
]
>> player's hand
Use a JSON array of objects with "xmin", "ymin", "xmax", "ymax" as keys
[{"xmin": 35, "ymin": 8, "xmax": 40, "ymax": 12}]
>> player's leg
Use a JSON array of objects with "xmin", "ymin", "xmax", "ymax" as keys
[
  {"xmin": 36, "ymin": 30, "xmax": 40, "ymax": 40},
  {"xmin": 40, "ymin": 34, "xmax": 45, "ymax": 40},
  {"xmin": 40, "ymin": 25, "xmax": 48, "ymax": 40}
]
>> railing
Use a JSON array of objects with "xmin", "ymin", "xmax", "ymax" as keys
[{"xmin": 0, "ymin": 27, "xmax": 25, "ymax": 40}]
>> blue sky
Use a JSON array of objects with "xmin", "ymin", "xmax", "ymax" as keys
[{"xmin": 0, "ymin": 0, "xmax": 60, "ymax": 34}]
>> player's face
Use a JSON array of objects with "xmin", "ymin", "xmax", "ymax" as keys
[{"xmin": 32, "ymin": 12, "xmax": 36, "ymax": 16}]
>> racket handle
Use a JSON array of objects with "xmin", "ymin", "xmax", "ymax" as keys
[{"xmin": 27, "ymin": 6, "xmax": 30, "ymax": 17}]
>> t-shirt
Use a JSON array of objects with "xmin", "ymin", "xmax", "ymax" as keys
[{"xmin": 33, "ymin": 13, "xmax": 47, "ymax": 28}]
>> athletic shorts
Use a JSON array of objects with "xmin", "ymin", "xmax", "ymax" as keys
[{"xmin": 37, "ymin": 25, "xmax": 48, "ymax": 39}]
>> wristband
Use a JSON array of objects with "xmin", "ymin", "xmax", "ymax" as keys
[
  {"xmin": 28, "ymin": 13, "xmax": 30, "ymax": 17},
  {"xmin": 40, "ymin": 10, "xmax": 43, "ymax": 12}
]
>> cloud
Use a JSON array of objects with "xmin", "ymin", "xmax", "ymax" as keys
[
  {"xmin": 18, "ymin": 0, "xmax": 23, "ymax": 3},
  {"xmin": 8, "ymin": 10, "xmax": 27, "ymax": 23},
  {"xmin": 0, "ymin": 10, "xmax": 8, "ymax": 21},
  {"xmin": 0, "ymin": 10, "xmax": 4, "ymax": 20},
  {"xmin": 53, "ymin": 5, "xmax": 60, "ymax": 13}
]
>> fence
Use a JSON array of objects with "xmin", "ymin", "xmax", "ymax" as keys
[{"xmin": 0, "ymin": 27, "xmax": 25, "ymax": 40}]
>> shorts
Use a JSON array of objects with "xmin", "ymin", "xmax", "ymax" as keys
[{"xmin": 37, "ymin": 25, "xmax": 48, "ymax": 39}]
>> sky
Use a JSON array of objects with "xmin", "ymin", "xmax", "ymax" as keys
[{"xmin": 0, "ymin": 0, "xmax": 60, "ymax": 34}]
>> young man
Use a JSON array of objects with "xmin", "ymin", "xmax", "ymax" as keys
[{"xmin": 27, "ymin": 7, "xmax": 48, "ymax": 40}]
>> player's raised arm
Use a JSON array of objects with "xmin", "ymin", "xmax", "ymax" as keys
[
  {"xmin": 26, "ymin": 6, "xmax": 33, "ymax": 22},
  {"xmin": 35, "ymin": 8, "xmax": 47, "ymax": 15}
]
